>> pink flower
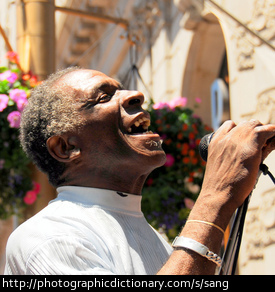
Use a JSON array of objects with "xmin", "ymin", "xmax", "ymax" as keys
[
  {"xmin": 164, "ymin": 154, "xmax": 175, "ymax": 167},
  {"xmin": 9, "ymin": 89, "xmax": 27, "ymax": 102},
  {"xmin": 184, "ymin": 197, "xmax": 195, "ymax": 209},
  {"xmin": 0, "ymin": 70, "xmax": 17, "ymax": 83},
  {"xmin": 168, "ymin": 96, "xmax": 188, "ymax": 109},
  {"xmin": 195, "ymin": 97, "xmax": 201, "ymax": 104},
  {"xmin": 9, "ymin": 89, "xmax": 28, "ymax": 111},
  {"xmin": 33, "ymin": 182, "xmax": 41, "ymax": 194},
  {"xmin": 153, "ymin": 101, "xmax": 170, "ymax": 110},
  {"xmin": 0, "ymin": 94, "xmax": 9, "ymax": 112},
  {"xmin": 16, "ymin": 97, "xmax": 28, "ymax": 112},
  {"xmin": 6, "ymin": 51, "xmax": 19, "ymax": 64},
  {"xmin": 23, "ymin": 181, "xmax": 40, "ymax": 205},
  {"xmin": 23, "ymin": 191, "xmax": 37, "ymax": 205},
  {"xmin": 7, "ymin": 111, "xmax": 21, "ymax": 128}
]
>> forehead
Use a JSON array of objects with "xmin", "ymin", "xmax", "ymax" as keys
[{"xmin": 57, "ymin": 69, "xmax": 121, "ymax": 94}]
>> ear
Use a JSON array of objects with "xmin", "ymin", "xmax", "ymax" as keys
[{"xmin": 46, "ymin": 135, "xmax": 81, "ymax": 163}]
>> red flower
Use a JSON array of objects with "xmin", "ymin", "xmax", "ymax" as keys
[
  {"xmin": 23, "ymin": 191, "xmax": 37, "ymax": 205},
  {"xmin": 22, "ymin": 73, "xmax": 31, "ymax": 81},
  {"xmin": 181, "ymin": 143, "xmax": 189, "ymax": 156},
  {"xmin": 146, "ymin": 178, "xmax": 154, "ymax": 186}
]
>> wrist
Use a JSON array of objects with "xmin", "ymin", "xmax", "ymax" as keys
[
  {"xmin": 180, "ymin": 190, "xmax": 234, "ymax": 254},
  {"xmin": 190, "ymin": 190, "xmax": 235, "ymax": 231}
]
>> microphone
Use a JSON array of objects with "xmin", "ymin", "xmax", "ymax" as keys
[
  {"xmin": 199, "ymin": 132, "xmax": 215, "ymax": 162},
  {"xmin": 200, "ymin": 132, "xmax": 275, "ymax": 163}
]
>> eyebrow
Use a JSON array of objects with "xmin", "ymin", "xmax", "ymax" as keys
[{"xmin": 91, "ymin": 81, "xmax": 124, "ymax": 95}]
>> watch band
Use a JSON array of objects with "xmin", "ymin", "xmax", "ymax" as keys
[{"xmin": 172, "ymin": 236, "xmax": 222, "ymax": 266}]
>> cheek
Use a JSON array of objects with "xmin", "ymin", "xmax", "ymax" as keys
[
  {"xmin": 78, "ymin": 118, "xmax": 124, "ymax": 157},
  {"xmin": 80, "ymin": 107, "xmax": 119, "ymax": 139}
]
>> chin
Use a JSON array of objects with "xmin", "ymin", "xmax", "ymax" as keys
[
  {"xmin": 144, "ymin": 149, "xmax": 166, "ymax": 169},
  {"xmin": 129, "ymin": 140, "xmax": 167, "ymax": 171}
]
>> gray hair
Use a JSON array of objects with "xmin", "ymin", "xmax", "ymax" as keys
[{"xmin": 20, "ymin": 67, "xmax": 84, "ymax": 186}]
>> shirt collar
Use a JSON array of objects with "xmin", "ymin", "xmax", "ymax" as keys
[{"xmin": 54, "ymin": 186, "xmax": 142, "ymax": 215}]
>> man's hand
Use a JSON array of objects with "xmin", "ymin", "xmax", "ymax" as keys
[
  {"xmin": 203, "ymin": 120, "xmax": 275, "ymax": 211},
  {"xmin": 158, "ymin": 120, "xmax": 275, "ymax": 275}
]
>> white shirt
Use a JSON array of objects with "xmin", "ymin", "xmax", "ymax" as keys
[{"xmin": 4, "ymin": 186, "xmax": 172, "ymax": 275}]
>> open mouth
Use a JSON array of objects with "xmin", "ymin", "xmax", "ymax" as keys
[
  {"xmin": 123, "ymin": 114, "xmax": 164, "ymax": 151},
  {"xmin": 126, "ymin": 116, "xmax": 153, "ymax": 135}
]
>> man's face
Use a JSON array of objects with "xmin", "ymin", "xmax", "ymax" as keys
[{"xmin": 58, "ymin": 69, "xmax": 166, "ymax": 179}]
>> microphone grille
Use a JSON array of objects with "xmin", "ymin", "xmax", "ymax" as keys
[{"xmin": 199, "ymin": 133, "xmax": 214, "ymax": 162}]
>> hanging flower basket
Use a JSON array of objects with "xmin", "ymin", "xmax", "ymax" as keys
[
  {"xmin": 142, "ymin": 97, "xmax": 212, "ymax": 241},
  {"xmin": 0, "ymin": 52, "xmax": 40, "ymax": 220}
]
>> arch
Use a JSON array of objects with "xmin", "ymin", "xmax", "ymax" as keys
[{"xmin": 182, "ymin": 13, "xmax": 227, "ymax": 126}]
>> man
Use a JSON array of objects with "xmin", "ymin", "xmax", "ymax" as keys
[{"xmin": 5, "ymin": 67, "xmax": 275, "ymax": 274}]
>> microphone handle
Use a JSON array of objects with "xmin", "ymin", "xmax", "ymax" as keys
[{"xmin": 218, "ymin": 194, "xmax": 251, "ymax": 275}]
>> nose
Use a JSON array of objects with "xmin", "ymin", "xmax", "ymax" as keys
[{"xmin": 121, "ymin": 90, "xmax": 145, "ymax": 109}]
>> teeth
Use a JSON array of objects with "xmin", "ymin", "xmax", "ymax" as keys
[
  {"xmin": 128, "ymin": 117, "xmax": 151, "ymax": 133},
  {"xmin": 134, "ymin": 117, "xmax": 150, "ymax": 128}
]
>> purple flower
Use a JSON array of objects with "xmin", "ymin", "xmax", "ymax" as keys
[
  {"xmin": 7, "ymin": 111, "xmax": 21, "ymax": 128},
  {"xmin": 0, "ymin": 70, "xmax": 17, "ymax": 84},
  {"xmin": 9, "ymin": 89, "xmax": 27, "ymax": 102},
  {"xmin": 0, "ymin": 94, "xmax": 9, "ymax": 112}
]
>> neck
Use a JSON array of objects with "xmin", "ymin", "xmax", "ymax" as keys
[{"xmin": 58, "ymin": 166, "xmax": 149, "ymax": 195}]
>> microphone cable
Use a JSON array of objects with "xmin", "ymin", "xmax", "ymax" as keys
[{"xmin": 260, "ymin": 163, "xmax": 275, "ymax": 185}]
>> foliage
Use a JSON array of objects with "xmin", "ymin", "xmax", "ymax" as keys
[
  {"xmin": 142, "ymin": 97, "xmax": 212, "ymax": 241},
  {"xmin": 0, "ymin": 52, "xmax": 40, "ymax": 219}
]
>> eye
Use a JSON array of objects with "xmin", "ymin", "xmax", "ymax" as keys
[{"xmin": 98, "ymin": 94, "xmax": 112, "ymax": 103}]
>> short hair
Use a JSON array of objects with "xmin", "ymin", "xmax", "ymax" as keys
[{"xmin": 20, "ymin": 67, "xmax": 84, "ymax": 187}]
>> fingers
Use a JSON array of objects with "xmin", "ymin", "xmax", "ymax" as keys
[
  {"xmin": 202, "ymin": 119, "xmax": 274, "ymax": 210},
  {"xmin": 214, "ymin": 120, "xmax": 236, "ymax": 136},
  {"xmin": 261, "ymin": 134, "xmax": 275, "ymax": 161},
  {"xmin": 214, "ymin": 119, "xmax": 275, "ymax": 161},
  {"xmin": 254, "ymin": 123, "xmax": 275, "ymax": 142},
  {"xmin": 210, "ymin": 120, "xmax": 236, "ymax": 144},
  {"xmin": 216, "ymin": 119, "xmax": 275, "ymax": 144}
]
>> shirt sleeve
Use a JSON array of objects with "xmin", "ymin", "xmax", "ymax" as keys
[{"xmin": 25, "ymin": 236, "xmax": 117, "ymax": 275}]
